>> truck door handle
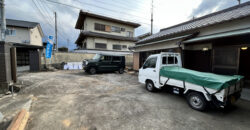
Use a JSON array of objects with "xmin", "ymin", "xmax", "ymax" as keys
[{"xmin": 153, "ymin": 70, "xmax": 156, "ymax": 72}]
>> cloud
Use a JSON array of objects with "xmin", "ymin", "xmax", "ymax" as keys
[{"xmin": 190, "ymin": 0, "xmax": 250, "ymax": 18}]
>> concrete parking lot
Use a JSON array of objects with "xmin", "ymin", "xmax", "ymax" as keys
[{"xmin": 4, "ymin": 71, "xmax": 250, "ymax": 130}]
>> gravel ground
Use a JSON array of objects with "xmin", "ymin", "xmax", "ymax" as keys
[{"xmin": 13, "ymin": 70, "xmax": 250, "ymax": 130}]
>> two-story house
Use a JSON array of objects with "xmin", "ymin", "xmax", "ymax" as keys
[
  {"xmin": 3, "ymin": 19, "xmax": 44, "ymax": 46},
  {"xmin": 1, "ymin": 19, "xmax": 44, "ymax": 71},
  {"xmin": 75, "ymin": 10, "xmax": 140, "ymax": 54}
]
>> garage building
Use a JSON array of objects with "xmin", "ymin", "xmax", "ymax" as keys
[{"xmin": 132, "ymin": 2, "xmax": 250, "ymax": 86}]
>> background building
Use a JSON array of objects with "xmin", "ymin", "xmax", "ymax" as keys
[
  {"xmin": 75, "ymin": 10, "xmax": 140, "ymax": 55},
  {"xmin": 1, "ymin": 19, "xmax": 44, "ymax": 71}
]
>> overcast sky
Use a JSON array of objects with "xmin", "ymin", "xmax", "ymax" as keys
[{"xmin": 5, "ymin": 0, "xmax": 250, "ymax": 50}]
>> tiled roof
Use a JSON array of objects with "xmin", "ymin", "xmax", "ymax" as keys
[
  {"xmin": 2, "ymin": 19, "xmax": 39, "ymax": 28},
  {"xmin": 75, "ymin": 31, "xmax": 138, "ymax": 45},
  {"xmin": 75, "ymin": 10, "xmax": 141, "ymax": 29},
  {"xmin": 137, "ymin": 1, "xmax": 250, "ymax": 44}
]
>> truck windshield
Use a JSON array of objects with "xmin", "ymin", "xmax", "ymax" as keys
[{"xmin": 93, "ymin": 54, "xmax": 101, "ymax": 60}]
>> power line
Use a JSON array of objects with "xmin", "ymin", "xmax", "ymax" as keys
[
  {"xmin": 74, "ymin": 0, "xmax": 150, "ymax": 21},
  {"xmin": 39, "ymin": 0, "xmax": 75, "ymax": 40},
  {"xmin": 46, "ymin": 0, "xmax": 151, "ymax": 26},
  {"xmin": 93, "ymin": 0, "xmax": 150, "ymax": 14},
  {"xmin": 32, "ymin": 0, "xmax": 68, "ymax": 41}
]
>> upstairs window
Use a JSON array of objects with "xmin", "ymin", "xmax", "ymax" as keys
[
  {"xmin": 95, "ymin": 43, "xmax": 107, "ymax": 49},
  {"xmin": 6, "ymin": 29, "xmax": 16, "ymax": 36},
  {"xmin": 121, "ymin": 28, "xmax": 125, "ymax": 32},
  {"xmin": 126, "ymin": 31, "xmax": 133, "ymax": 37},
  {"xmin": 95, "ymin": 23, "xmax": 105, "ymax": 31},
  {"xmin": 113, "ymin": 44, "xmax": 121, "ymax": 50},
  {"xmin": 111, "ymin": 26, "xmax": 121, "ymax": 33},
  {"xmin": 122, "ymin": 45, "xmax": 127, "ymax": 49}
]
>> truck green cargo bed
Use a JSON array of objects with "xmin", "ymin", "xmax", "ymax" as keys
[{"xmin": 160, "ymin": 66, "xmax": 243, "ymax": 90}]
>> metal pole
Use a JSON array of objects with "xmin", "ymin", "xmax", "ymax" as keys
[
  {"xmin": 55, "ymin": 12, "xmax": 58, "ymax": 52},
  {"xmin": 0, "ymin": 0, "xmax": 6, "ymax": 41},
  {"xmin": 151, "ymin": 0, "xmax": 153, "ymax": 35}
]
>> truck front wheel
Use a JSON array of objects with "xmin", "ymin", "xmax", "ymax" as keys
[
  {"xmin": 186, "ymin": 92, "xmax": 207, "ymax": 111},
  {"xmin": 146, "ymin": 81, "xmax": 157, "ymax": 92}
]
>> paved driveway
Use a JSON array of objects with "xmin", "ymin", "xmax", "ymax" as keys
[{"xmin": 15, "ymin": 71, "xmax": 250, "ymax": 130}]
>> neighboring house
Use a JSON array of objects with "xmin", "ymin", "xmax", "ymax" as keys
[
  {"xmin": 1, "ymin": 19, "xmax": 44, "ymax": 71},
  {"xmin": 132, "ymin": 2, "xmax": 250, "ymax": 84},
  {"xmin": 75, "ymin": 10, "xmax": 140, "ymax": 54},
  {"xmin": 3, "ymin": 19, "xmax": 44, "ymax": 46}
]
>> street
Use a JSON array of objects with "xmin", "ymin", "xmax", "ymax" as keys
[{"xmin": 14, "ymin": 71, "xmax": 250, "ymax": 130}]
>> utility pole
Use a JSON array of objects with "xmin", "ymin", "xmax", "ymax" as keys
[
  {"xmin": 54, "ymin": 12, "xmax": 58, "ymax": 52},
  {"xmin": 151, "ymin": 0, "xmax": 154, "ymax": 35},
  {"xmin": 0, "ymin": 0, "xmax": 6, "ymax": 41}
]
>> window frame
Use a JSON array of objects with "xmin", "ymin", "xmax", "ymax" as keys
[
  {"xmin": 6, "ymin": 29, "xmax": 16, "ymax": 36},
  {"xmin": 95, "ymin": 43, "xmax": 107, "ymax": 49},
  {"xmin": 94, "ymin": 23, "xmax": 106, "ymax": 31},
  {"xmin": 111, "ymin": 26, "xmax": 121, "ymax": 33},
  {"xmin": 112, "ymin": 44, "xmax": 122, "ymax": 50},
  {"xmin": 143, "ymin": 57, "xmax": 157, "ymax": 69}
]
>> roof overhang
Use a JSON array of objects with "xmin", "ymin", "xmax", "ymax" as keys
[
  {"xmin": 75, "ymin": 10, "xmax": 141, "ymax": 29},
  {"xmin": 75, "ymin": 31, "xmax": 138, "ymax": 45},
  {"xmin": 131, "ymin": 33, "xmax": 198, "ymax": 49},
  {"xmin": 183, "ymin": 28, "xmax": 250, "ymax": 44},
  {"xmin": 11, "ymin": 43, "xmax": 44, "ymax": 49}
]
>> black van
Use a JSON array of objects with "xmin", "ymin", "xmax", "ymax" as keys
[{"xmin": 83, "ymin": 54, "xmax": 125, "ymax": 74}]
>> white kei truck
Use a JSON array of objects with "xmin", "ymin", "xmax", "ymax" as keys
[{"xmin": 138, "ymin": 52, "xmax": 243, "ymax": 111}]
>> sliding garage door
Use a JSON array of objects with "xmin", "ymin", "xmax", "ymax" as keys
[{"xmin": 212, "ymin": 47, "xmax": 240, "ymax": 75}]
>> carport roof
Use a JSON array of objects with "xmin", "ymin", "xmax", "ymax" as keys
[{"xmin": 137, "ymin": 1, "xmax": 250, "ymax": 45}]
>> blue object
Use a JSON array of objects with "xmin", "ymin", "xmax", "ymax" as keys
[{"xmin": 45, "ymin": 36, "xmax": 54, "ymax": 58}]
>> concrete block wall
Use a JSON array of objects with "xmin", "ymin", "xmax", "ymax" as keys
[{"xmin": 41, "ymin": 52, "xmax": 134, "ymax": 69}]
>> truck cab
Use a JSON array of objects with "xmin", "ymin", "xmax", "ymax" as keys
[{"xmin": 139, "ymin": 52, "xmax": 182, "ymax": 88}]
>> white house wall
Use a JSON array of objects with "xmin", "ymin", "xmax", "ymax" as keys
[
  {"xmin": 85, "ymin": 37, "xmax": 134, "ymax": 51},
  {"xmin": 4, "ymin": 27, "xmax": 30, "ymax": 44},
  {"xmin": 30, "ymin": 26, "xmax": 43, "ymax": 46},
  {"xmin": 84, "ymin": 17, "xmax": 135, "ymax": 37}
]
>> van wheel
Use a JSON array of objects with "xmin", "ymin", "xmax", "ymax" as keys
[
  {"xmin": 146, "ymin": 81, "xmax": 157, "ymax": 92},
  {"xmin": 89, "ymin": 67, "xmax": 96, "ymax": 75},
  {"xmin": 186, "ymin": 92, "xmax": 207, "ymax": 111},
  {"xmin": 118, "ymin": 68, "xmax": 124, "ymax": 74}
]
